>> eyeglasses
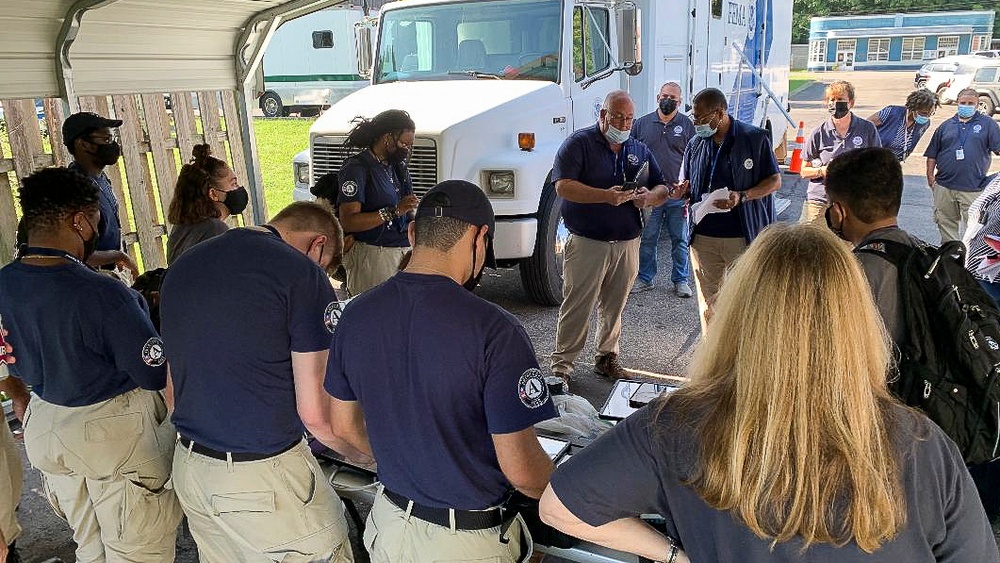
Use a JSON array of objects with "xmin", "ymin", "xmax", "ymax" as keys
[
  {"xmin": 690, "ymin": 111, "xmax": 720, "ymax": 125},
  {"xmin": 86, "ymin": 134, "xmax": 118, "ymax": 145},
  {"xmin": 607, "ymin": 113, "xmax": 635, "ymax": 126}
]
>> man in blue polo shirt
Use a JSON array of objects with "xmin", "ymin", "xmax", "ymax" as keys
[
  {"xmin": 631, "ymin": 81, "xmax": 696, "ymax": 297},
  {"xmin": 550, "ymin": 90, "xmax": 670, "ymax": 382},
  {"xmin": 674, "ymin": 88, "xmax": 781, "ymax": 334},
  {"xmin": 925, "ymin": 88, "xmax": 1000, "ymax": 242},
  {"xmin": 0, "ymin": 167, "xmax": 181, "ymax": 562},
  {"xmin": 160, "ymin": 202, "xmax": 362, "ymax": 563},
  {"xmin": 325, "ymin": 180, "xmax": 557, "ymax": 562},
  {"xmin": 14, "ymin": 113, "xmax": 139, "ymax": 276}
]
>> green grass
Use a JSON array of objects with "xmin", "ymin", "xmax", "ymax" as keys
[
  {"xmin": 789, "ymin": 71, "xmax": 816, "ymax": 94},
  {"xmin": 253, "ymin": 117, "xmax": 316, "ymax": 217}
]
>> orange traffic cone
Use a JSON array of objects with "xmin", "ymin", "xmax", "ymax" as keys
[{"xmin": 787, "ymin": 121, "xmax": 805, "ymax": 174}]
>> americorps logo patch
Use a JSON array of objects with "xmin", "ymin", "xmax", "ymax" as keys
[
  {"xmin": 673, "ymin": 125, "xmax": 683, "ymax": 135},
  {"xmin": 341, "ymin": 181, "xmax": 358, "ymax": 197},
  {"xmin": 142, "ymin": 337, "xmax": 165, "ymax": 367},
  {"xmin": 324, "ymin": 301, "xmax": 343, "ymax": 334},
  {"xmin": 852, "ymin": 136, "xmax": 863, "ymax": 147},
  {"xmin": 518, "ymin": 368, "xmax": 549, "ymax": 409},
  {"xmin": 743, "ymin": 158, "xmax": 754, "ymax": 170}
]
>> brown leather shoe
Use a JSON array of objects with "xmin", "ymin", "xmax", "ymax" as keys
[{"xmin": 594, "ymin": 353, "xmax": 629, "ymax": 380}]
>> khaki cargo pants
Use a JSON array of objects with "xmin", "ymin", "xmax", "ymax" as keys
[
  {"xmin": 172, "ymin": 439, "xmax": 353, "ymax": 563},
  {"xmin": 364, "ymin": 487, "xmax": 530, "ymax": 563},
  {"xmin": 22, "ymin": 388, "xmax": 182, "ymax": 563},
  {"xmin": 689, "ymin": 234, "xmax": 748, "ymax": 336},
  {"xmin": 343, "ymin": 241, "xmax": 409, "ymax": 296},
  {"xmin": 0, "ymin": 420, "xmax": 22, "ymax": 548}
]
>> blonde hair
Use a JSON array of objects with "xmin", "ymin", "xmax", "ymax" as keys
[
  {"xmin": 662, "ymin": 223, "xmax": 905, "ymax": 552},
  {"xmin": 825, "ymin": 80, "xmax": 856, "ymax": 102}
]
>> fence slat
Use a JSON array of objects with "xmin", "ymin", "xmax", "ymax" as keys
[
  {"xmin": 197, "ymin": 91, "xmax": 226, "ymax": 161},
  {"xmin": 141, "ymin": 93, "xmax": 178, "ymax": 217},
  {"xmin": 221, "ymin": 90, "xmax": 260, "ymax": 225},
  {"xmin": 112, "ymin": 94, "xmax": 166, "ymax": 269},
  {"xmin": 43, "ymin": 99, "xmax": 70, "ymax": 167},
  {"xmin": 171, "ymin": 92, "xmax": 198, "ymax": 163},
  {"xmin": 2, "ymin": 99, "xmax": 45, "ymax": 180},
  {"xmin": 0, "ymin": 128, "xmax": 19, "ymax": 264}
]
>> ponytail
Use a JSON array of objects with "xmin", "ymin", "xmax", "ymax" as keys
[{"xmin": 344, "ymin": 109, "xmax": 415, "ymax": 149}]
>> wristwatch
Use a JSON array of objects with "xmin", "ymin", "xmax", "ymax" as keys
[
  {"xmin": 378, "ymin": 206, "xmax": 397, "ymax": 224},
  {"xmin": 737, "ymin": 191, "xmax": 747, "ymax": 205}
]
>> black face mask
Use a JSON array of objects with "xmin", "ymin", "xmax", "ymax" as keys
[
  {"xmin": 463, "ymin": 229, "xmax": 486, "ymax": 292},
  {"xmin": 828, "ymin": 101, "xmax": 850, "ymax": 119},
  {"xmin": 79, "ymin": 216, "xmax": 99, "ymax": 262},
  {"xmin": 223, "ymin": 186, "xmax": 250, "ymax": 215},
  {"xmin": 91, "ymin": 141, "xmax": 122, "ymax": 166},
  {"xmin": 387, "ymin": 146, "xmax": 409, "ymax": 165},
  {"xmin": 658, "ymin": 98, "xmax": 678, "ymax": 115},
  {"xmin": 825, "ymin": 205, "xmax": 846, "ymax": 241}
]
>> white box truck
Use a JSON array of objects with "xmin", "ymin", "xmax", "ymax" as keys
[
  {"xmin": 292, "ymin": 0, "xmax": 794, "ymax": 305},
  {"xmin": 257, "ymin": 5, "xmax": 371, "ymax": 117}
]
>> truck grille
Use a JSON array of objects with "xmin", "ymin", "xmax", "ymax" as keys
[{"xmin": 312, "ymin": 137, "xmax": 439, "ymax": 197}]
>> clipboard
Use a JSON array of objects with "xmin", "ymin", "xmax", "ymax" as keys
[
  {"xmin": 537, "ymin": 435, "xmax": 571, "ymax": 463},
  {"xmin": 598, "ymin": 380, "xmax": 645, "ymax": 420}
]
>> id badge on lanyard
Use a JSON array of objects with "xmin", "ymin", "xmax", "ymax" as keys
[{"xmin": 957, "ymin": 122, "xmax": 969, "ymax": 161}]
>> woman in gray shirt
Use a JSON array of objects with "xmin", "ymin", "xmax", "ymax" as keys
[
  {"xmin": 166, "ymin": 144, "xmax": 248, "ymax": 264},
  {"xmin": 540, "ymin": 223, "xmax": 997, "ymax": 562}
]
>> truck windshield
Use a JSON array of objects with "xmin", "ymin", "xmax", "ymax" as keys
[{"xmin": 374, "ymin": 0, "xmax": 562, "ymax": 84}]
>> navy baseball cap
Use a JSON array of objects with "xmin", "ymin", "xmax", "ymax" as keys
[
  {"xmin": 62, "ymin": 112, "xmax": 123, "ymax": 148},
  {"xmin": 414, "ymin": 180, "xmax": 497, "ymax": 267}
]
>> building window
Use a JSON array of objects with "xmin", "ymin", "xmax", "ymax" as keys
[
  {"xmin": 868, "ymin": 38, "xmax": 890, "ymax": 61},
  {"xmin": 901, "ymin": 37, "xmax": 925, "ymax": 61},
  {"xmin": 809, "ymin": 40, "xmax": 826, "ymax": 63},
  {"xmin": 972, "ymin": 34, "xmax": 991, "ymax": 52},
  {"xmin": 937, "ymin": 36, "xmax": 959, "ymax": 56},
  {"xmin": 312, "ymin": 30, "xmax": 334, "ymax": 49}
]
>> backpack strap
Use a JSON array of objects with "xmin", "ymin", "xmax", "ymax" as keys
[{"xmin": 854, "ymin": 236, "xmax": 920, "ymax": 267}]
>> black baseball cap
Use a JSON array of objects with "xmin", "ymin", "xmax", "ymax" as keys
[
  {"xmin": 62, "ymin": 112, "xmax": 123, "ymax": 148},
  {"xmin": 414, "ymin": 180, "xmax": 497, "ymax": 267}
]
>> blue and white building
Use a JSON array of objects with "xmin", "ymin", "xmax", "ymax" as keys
[{"xmin": 807, "ymin": 10, "xmax": 995, "ymax": 71}]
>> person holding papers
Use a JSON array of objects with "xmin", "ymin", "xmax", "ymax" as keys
[
  {"xmin": 963, "ymin": 172, "xmax": 1000, "ymax": 304},
  {"xmin": 671, "ymin": 88, "xmax": 781, "ymax": 334}
]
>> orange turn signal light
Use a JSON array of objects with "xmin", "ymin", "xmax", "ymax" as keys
[{"xmin": 518, "ymin": 132, "xmax": 535, "ymax": 151}]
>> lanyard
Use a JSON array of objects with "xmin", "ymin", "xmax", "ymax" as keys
[
  {"xmin": 18, "ymin": 246, "xmax": 87, "ymax": 267},
  {"xmin": 707, "ymin": 142, "xmax": 725, "ymax": 191},
  {"xmin": 957, "ymin": 118, "xmax": 971, "ymax": 149}
]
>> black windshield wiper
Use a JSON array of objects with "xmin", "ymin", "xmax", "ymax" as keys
[{"xmin": 446, "ymin": 70, "xmax": 503, "ymax": 80}]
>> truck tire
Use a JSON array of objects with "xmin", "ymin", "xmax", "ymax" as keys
[
  {"xmin": 260, "ymin": 92, "xmax": 285, "ymax": 118},
  {"xmin": 980, "ymin": 95, "xmax": 996, "ymax": 116},
  {"xmin": 520, "ymin": 182, "xmax": 567, "ymax": 307}
]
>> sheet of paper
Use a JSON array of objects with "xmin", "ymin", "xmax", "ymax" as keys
[
  {"xmin": 691, "ymin": 188, "xmax": 731, "ymax": 225},
  {"xmin": 977, "ymin": 256, "xmax": 1000, "ymax": 281}
]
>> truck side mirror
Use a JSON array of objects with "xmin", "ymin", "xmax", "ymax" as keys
[
  {"xmin": 355, "ymin": 19, "xmax": 375, "ymax": 80},
  {"xmin": 616, "ymin": 2, "xmax": 642, "ymax": 77}
]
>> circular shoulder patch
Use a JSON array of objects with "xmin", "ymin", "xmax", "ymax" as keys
[
  {"xmin": 518, "ymin": 368, "xmax": 549, "ymax": 409},
  {"xmin": 142, "ymin": 337, "xmax": 165, "ymax": 367},
  {"xmin": 324, "ymin": 301, "xmax": 343, "ymax": 334},
  {"xmin": 341, "ymin": 180, "xmax": 358, "ymax": 197},
  {"xmin": 743, "ymin": 158, "xmax": 754, "ymax": 170}
]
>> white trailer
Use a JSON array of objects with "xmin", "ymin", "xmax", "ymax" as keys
[
  {"xmin": 294, "ymin": 0, "xmax": 794, "ymax": 305},
  {"xmin": 258, "ymin": 5, "xmax": 370, "ymax": 117}
]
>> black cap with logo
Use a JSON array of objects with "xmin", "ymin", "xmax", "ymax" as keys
[
  {"xmin": 62, "ymin": 112, "xmax": 123, "ymax": 150},
  {"xmin": 414, "ymin": 180, "xmax": 496, "ymax": 267}
]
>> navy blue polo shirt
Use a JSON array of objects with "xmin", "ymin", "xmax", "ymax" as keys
[
  {"xmin": 0, "ymin": 251, "xmax": 165, "ymax": 407},
  {"xmin": 160, "ymin": 227, "xmax": 340, "ymax": 454},
  {"xmin": 552, "ymin": 124, "xmax": 665, "ymax": 241},
  {"xmin": 925, "ymin": 113, "xmax": 1000, "ymax": 192},
  {"xmin": 805, "ymin": 114, "xmax": 881, "ymax": 203},
  {"xmin": 325, "ymin": 272, "xmax": 557, "ymax": 510},
  {"xmin": 875, "ymin": 105, "xmax": 930, "ymax": 161},
  {"xmin": 692, "ymin": 128, "xmax": 742, "ymax": 239},
  {"xmin": 336, "ymin": 152, "xmax": 412, "ymax": 247},
  {"xmin": 633, "ymin": 110, "xmax": 695, "ymax": 210},
  {"xmin": 70, "ymin": 162, "xmax": 123, "ymax": 252}
]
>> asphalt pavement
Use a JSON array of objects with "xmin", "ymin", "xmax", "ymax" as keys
[{"xmin": 9, "ymin": 70, "xmax": 1000, "ymax": 562}]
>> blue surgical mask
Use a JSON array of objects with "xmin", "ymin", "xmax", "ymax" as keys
[
  {"xmin": 914, "ymin": 114, "xmax": 930, "ymax": 125},
  {"xmin": 694, "ymin": 114, "xmax": 719, "ymax": 138},
  {"xmin": 604, "ymin": 124, "xmax": 630, "ymax": 145},
  {"xmin": 957, "ymin": 105, "xmax": 977, "ymax": 119}
]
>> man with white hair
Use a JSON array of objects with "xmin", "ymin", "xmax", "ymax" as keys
[{"xmin": 550, "ymin": 90, "xmax": 671, "ymax": 383}]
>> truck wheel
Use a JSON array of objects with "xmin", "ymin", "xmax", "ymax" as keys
[
  {"xmin": 260, "ymin": 92, "xmax": 284, "ymax": 118},
  {"xmin": 520, "ymin": 182, "xmax": 567, "ymax": 306},
  {"xmin": 980, "ymin": 95, "xmax": 996, "ymax": 116}
]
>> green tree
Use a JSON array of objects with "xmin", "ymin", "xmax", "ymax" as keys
[{"xmin": 792, "ymin": 0, "xmax": 999, "ymax": 45}]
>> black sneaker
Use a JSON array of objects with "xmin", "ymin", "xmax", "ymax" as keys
[{"xmin": 594, "ymin": 353, "xmax": 629, "ymax": 380}]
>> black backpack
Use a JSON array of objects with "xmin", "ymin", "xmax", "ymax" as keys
[
  {"xmin": 858, "ymin": 237, "xmax": 1000, "ymax": 465},
  {"xmin": 132, "ymin": 268, "xmax": 167, "ymax": 332}
]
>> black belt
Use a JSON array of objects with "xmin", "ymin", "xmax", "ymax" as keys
[
  {"xmin": 383, "ymin": 488, "xmax": 503, "ymax": 531},
  {"xmin": 178, "ymin": 436, "xmax": 299, "ymax": 462}
]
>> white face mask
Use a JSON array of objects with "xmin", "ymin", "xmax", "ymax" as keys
[{"xmin": 604, "ymin": 124, "xmax": 630, "ymax": 144}]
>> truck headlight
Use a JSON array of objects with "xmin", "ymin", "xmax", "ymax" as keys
[
  {"xmin": 485, "ymin": 171, "xmax": 515, "ymax": 197},
  {"xmin": 294, "ymin": 162, "xmax": 310, "ymax": 185}
]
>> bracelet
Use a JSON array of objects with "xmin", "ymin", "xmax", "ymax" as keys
[
  {"xmin": 378, "ymin": 207, "xmax": 397, "ymax": 223},
  {"xmin": 665, "ymin": 536, "xmax": 679, "ymax": 563},
  {"xmin": 738, "ymin": 191, "xmax": 747, "ymax": 205}
]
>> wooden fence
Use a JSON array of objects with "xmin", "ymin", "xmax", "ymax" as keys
[{"xmin": 0, "ymin": 91, "xmax": 263, "ymax": 268}]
